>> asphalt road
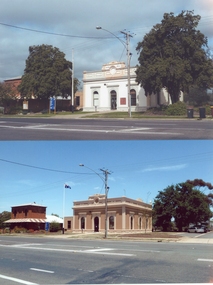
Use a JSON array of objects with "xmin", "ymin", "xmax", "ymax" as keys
[
  {"xmin": 0, "ymin": 235, "xmax": 212, "ymax": 284},
  {"xmin": 0, "ymin": 117, "xmax": 212, "ymax": 140}
]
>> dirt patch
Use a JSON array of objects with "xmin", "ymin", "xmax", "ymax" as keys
[{"xmin": 118, "ymin": 232, "xmax": 182, "ymax": 239}]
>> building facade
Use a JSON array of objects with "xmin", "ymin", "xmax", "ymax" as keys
[
  {"xmin": 83, "ymin": 61, "xmax": 176, "ymax": 112},
  {"xmin": 72, "ymin": 194, "xmax": 152, "ymax": 233},
  {"xmin": 4, "ymin": 203, "xmax": 47, "ymax": 230}
]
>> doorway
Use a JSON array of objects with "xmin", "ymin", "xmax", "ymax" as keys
[
  {"xmin": 94, "ymin": 216, "xmax": 99, "ymax": 232},
  {"xmin": 110, "ymin": 90, "xmax": 117, "ymax": 110}
]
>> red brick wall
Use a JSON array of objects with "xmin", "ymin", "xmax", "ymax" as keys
[{"xmin": 12, "ymin": 205, "xmax": 46, "ymax": 219}]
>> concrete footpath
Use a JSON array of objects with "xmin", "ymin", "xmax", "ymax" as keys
[{"xmin": 33, "ymin": 232, "xmax": 213, "ymax": 244}]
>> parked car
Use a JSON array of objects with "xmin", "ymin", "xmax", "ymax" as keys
[
  {"xmin": 188, "ymin": 226, "xmax": 205, "ymax": 233},
  {"xmin": 201, "ymin": 226, "xmax": 208, "ymax": 233}
]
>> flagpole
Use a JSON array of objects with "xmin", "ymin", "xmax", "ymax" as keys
[{"xmin": 62, "ymin": 185, "xmax": 65, "ymax": 234}]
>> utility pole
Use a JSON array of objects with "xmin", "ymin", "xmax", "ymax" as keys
[
  {"xmin": 71, "ymin": 49, "xmax": 74, "ymax": 112},
  {"xmin": 100, "ymin": 168, "xmax": 111, "ymax": 238},
  {"xmin": 96, "ymin": 26, "xmax": 133, "ymax": 118},
  {"xmin": 120, "ymin": 31, "xmax": 132, "ymax": 118}
]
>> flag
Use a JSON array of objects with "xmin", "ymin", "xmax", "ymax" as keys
[{"xmin": 64, "ymin": 184, "xmax": 71, "ymax": 189}]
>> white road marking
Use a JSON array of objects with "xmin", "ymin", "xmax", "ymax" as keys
[
  {"xmin": 11, "ymin": 243, "xmax": 42, "ymax": 247},
  {"xmin": 78, "ymin": 269, "xmax": 94, "ymax": 273},
  {"xmin": 84, "ymin": 248, "xmax": 114, "ymax": 252},
  {"xmin": 135, "ymin": 249, "xmax": 160, "ymax": 253},
  {"xmin": 121, "ymin": 127, "xmax": 151, "ymax": 131},
  {"xmin": 0, "ymin": 274, "xmax": 38, "ymax": 284},
  {"xmin": 197, "ymin": 258, "xmax": 213, "ymax": 262},
  {"xmin": 0, "ymin": 244, "xmax": 135, "ymax": 256},
  {"xmin": 0, "ymin": 124, "xmax": 182, "ymax": 135},
  {"xmin": 30, "ymin": 268, "xmax": 54, "ymax": 273}
]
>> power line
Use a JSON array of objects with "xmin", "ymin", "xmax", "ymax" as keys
[
  {"xmin": 0, "ymin": 158, "xmax": 83, "ymax": 174},
  {"xmin": 0, "ymin": 22, "xmax": 116, "ymax": 39}
]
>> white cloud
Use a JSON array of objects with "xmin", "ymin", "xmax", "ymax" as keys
[
  {"xmin": 0, "ymin": 0, "xmax": 212, "ymax": 82},
  {"xmin": 141, "ymin": 164, "xmax": 188, "ymax": 173}
]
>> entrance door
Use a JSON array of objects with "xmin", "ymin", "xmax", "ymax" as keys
[
  {"xmin": 111, "ymin": 90, "xmax": 117, "ymax": 110},
  {"xmin": 94, "ymin": 216, "xmax": 99, "ymax": 232}
]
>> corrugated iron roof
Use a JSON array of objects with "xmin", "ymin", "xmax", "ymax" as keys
[{"xmin": 4, "ymin": 218, "xmax": 46, "ymax": 223}]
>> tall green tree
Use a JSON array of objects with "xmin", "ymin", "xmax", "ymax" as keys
[
  {"xmin": 136, "ymin": 11, "xmax": 213, "ymax": 104},
  {"xmin": 18, "ymin": 44, "xmax": 73, "ymax": 99},
  {"xmin": 0, "ymin": 211, "xmax": 11, "ymax": 228},
  {"xmin": 153, "ymin": 179, "xmax": 213, "ymax": 231},
  {"xmin": 184, "ymin": 86, "xmax": 210, "ymax": 106}
]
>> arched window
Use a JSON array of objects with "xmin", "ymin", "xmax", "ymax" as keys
[
  {"xmin": 93, "ymin": 91, "xmax": 99, "ymax": 107},
  {"xmin": 109, "ymin": 216, "xmax": 114, "ymax": 230},
  {"xmin": 110, "ymin": 90, "xmax": 117, "ymax": 110},
  {"xmin": 130, "ymin": 89, "xmax": 136, "ymax": 106},
  {"xmin": 81, "ymin": 217, "xmax": 85, "ymax": 229}
]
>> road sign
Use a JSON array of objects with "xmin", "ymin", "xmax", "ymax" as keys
[{"xmin": 50, "ymin": 97, "xmax": 55, "ymax": 110}]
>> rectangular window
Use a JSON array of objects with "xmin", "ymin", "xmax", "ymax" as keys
[
  {"xmin": 67, "ymin": 221, "xmax": 71, "ymax": 229},
  {"xmin": 76, "ymin": 96, "xmax": 80, "ymax": 107}
]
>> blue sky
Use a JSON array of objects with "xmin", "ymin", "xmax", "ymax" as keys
[{"xmin": 0, "ymin": 140, "xmax": 212, "ymax": 218}]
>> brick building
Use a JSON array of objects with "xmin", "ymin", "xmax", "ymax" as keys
[
  {"xmin": 4, "ymin": 203, "xmax": 47, "ymax": 230},
  {"xmin": 4, "ymin": 76, "xmax": 22, "ymax": 99}
]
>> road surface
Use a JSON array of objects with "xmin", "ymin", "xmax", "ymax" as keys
[
  {"xmin": 0, "ymin": 117, "xmax": 212, "ymax": 140},
  {"xmin": 0, "ymin": 235, "xmax": 212, "ymax": 284}
]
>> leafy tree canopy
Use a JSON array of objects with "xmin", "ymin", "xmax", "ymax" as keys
[
  {"xmin": 0, "ymin": 211, "xmax": 11, "ymax": 228},
  {"xmin": 0, "ymin": 82, "xmax": 16, "ymax": 104},
  {"xmin": 51, "ymin": 213, "xmax": 59, "ymax": 217},
  {"xmin": 153, "ymin": 179, "xmax": 213, "ymax": 231},
  {"xmin": 184, "ymin": 85, "xmax": 210, "ymax": 106},
  {"xmin": 18, "ymin": 44, "xmax": 73, "ymax": 99},
  {"xmin": 136, "ymin": 11, "xmax": 213, "ymax": 104}
]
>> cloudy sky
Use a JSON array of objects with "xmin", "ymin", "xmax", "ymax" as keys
[
  {"xmin": 0, "ymin": 0, "xmax": 213, "ymax": 84},
  {"xmin": 0, "ymin": 140, "xmax": 212, "ymax": 217}
]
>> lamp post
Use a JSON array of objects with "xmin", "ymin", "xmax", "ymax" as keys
[
  {"xmin": 79, "ymin": 164, "xmax": 110, "ymax": 238},
  {"xmin": 96, "ymin": 26, "xmax": 132, "ymax": 118},
  {"xmin": 63, "ymin": 184, "xmax": 71, "ymax": 234}
]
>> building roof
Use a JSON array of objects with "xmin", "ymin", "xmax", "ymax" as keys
[
  {"xmin": 4, "ymin": 76, "xmax": 22, "ymax": 82},
  {"xmin": 73, "ymin": 195, "xmax": 152, "ymax": 211},
  {"xmin": 4, "ymin": 215, "xmax": 63, "ymax": 224},
  {"xmin": 46, "ymin": 215, "xmax": 63, "ymax": 223},
  {"xmin": 11, "ymin": 203, "xmax": 47, "ymax": 208},
  {"xmin": 4, "ymin": 218, "xmax": 46, "ymax": 223}
]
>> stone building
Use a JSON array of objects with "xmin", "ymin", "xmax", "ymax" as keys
[
  {"xmin": 83, "ymin": 61, "xmax": 178, "ymax": 112},
  {"xmin": 67, "ymin": 194, "xmax": 152, "ymax": 233}
]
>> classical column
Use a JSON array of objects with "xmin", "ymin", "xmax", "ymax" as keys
[{"xmin": 122, "ymin": 205, "xmax": 126, "ymax": 230}]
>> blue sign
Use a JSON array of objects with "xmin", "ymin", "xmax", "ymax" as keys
[
  {"xmin": 45, "ymin": 222, "xmax": 50, "ymax": 231},
  {"xmin": 50, "ymin": 97, "xmax": 55, "ymax": 110}
]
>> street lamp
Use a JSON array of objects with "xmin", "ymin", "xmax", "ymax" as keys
[
  {"xmin": 79, "ymin": 164, "xmax": 110, "ymax": 238},
  {"xmin": 63, "ymin": 183, "xmax": 71, "ymax": 234},
  {"xmin": 96, "ymin": 26, "xmax": 132, "ymax": 118}
]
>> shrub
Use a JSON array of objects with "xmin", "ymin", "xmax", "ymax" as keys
[
  {"xmin": 13, "ymin": 226, "xmax": 27, "ymax": 233},
  {"xmin": 49, "ymin": 222, "xmax": 61, "ymax": 232},
  {"xmin": 164, "ymin": 101, "xmax": 187, "ymax": 116},
  {"xmin": 27, "ymin": 229, "xmax": 34, "ymax": 233},
  {"xmin": 7, "ymin": 106, "xmax": 23, "ymax": 114},
  {"xmin": 205, "ymin": 105, "xmax": 212, "ymax": 116}
]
